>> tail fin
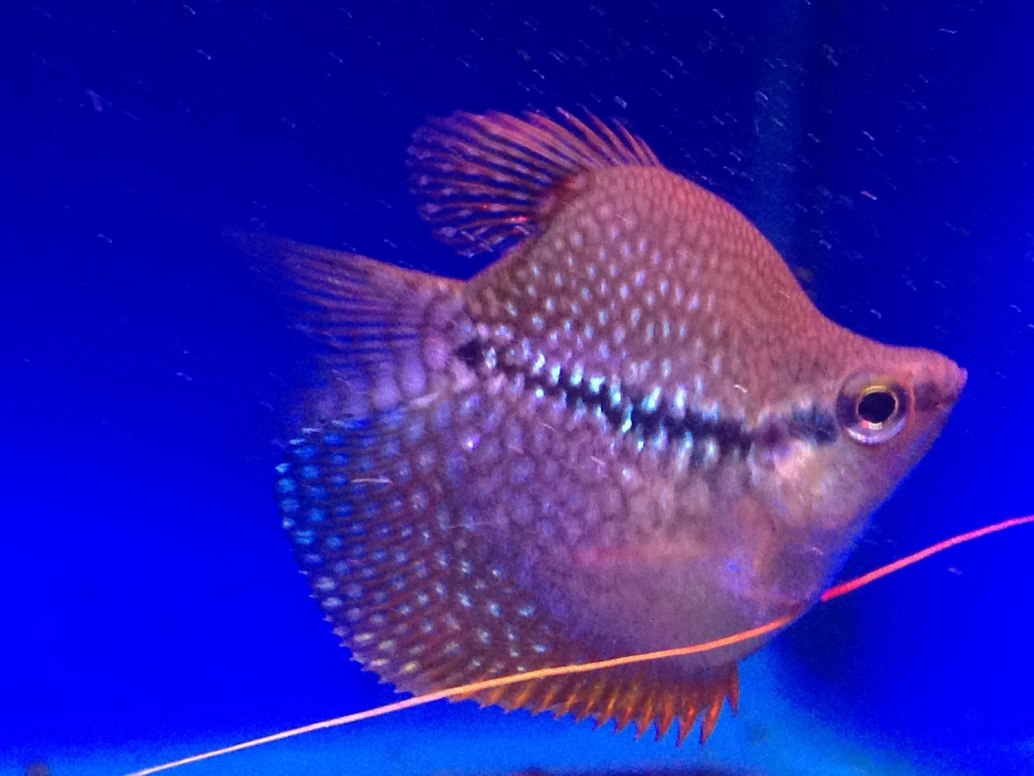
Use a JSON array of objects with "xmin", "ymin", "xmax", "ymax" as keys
[{"xmin": 231, "ymin": 232, "xmax": 470, "ymax": 422}]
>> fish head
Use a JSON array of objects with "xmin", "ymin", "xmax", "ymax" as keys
[
  {"xmin": 713, "ymin": 333, "xmax": 965, "ymax": 627},
  {"xmin": 757, "ymin": 332, "xmax": 967, "ymax": 549}
]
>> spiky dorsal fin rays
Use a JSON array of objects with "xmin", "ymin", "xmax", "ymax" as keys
[{"xmin": 408, "ymin": 110, "xmax": 661, "ymax": 256}]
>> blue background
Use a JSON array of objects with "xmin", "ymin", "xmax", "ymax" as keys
[{"xmin": 5, "ymin": 2, "xmax": 1033, "ymax": 774}]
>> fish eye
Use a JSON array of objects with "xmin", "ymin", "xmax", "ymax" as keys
[
  {"xmin": 836, "ymin": 375, "xmax": 911, "ymax": 445},
  {"xmin": 857, "ymin": 388, "xmax": 897, "ymax": 424}
]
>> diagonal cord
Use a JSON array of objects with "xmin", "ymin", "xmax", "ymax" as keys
[{"xmin": 126, "ymin": 513, "xmax": 1034, "ymax": 776}]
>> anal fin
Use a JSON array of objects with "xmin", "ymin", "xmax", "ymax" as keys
[
  {"xmin": 456, "ymin": 661, "xmax": 739, "ymax": 744},
  {"xmin": 279, "ymin": 419, "xmax": 740, "ymax": 746}
]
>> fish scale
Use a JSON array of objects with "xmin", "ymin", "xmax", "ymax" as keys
[
  {"xmin": 245, "ymin": 109, "xmax": 966, "ymax": 744},
  {"xmin": 462, "ymin": 168, "xmax": 836, "ymax": 443}
]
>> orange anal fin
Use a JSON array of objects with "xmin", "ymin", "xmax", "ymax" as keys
[{"xmin": 453, "ymin": 662, "xmax": 739, "ymax": 745}]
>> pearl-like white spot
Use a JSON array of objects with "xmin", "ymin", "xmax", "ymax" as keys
[{"xmin": 711, "ymin": 353, "xmax": 723, "ymax": 376}]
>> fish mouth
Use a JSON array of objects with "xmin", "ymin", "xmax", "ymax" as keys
[
  {"xmin": 955, "ymin": 365, "xmax": 969, "ymax": 396},
  {"xmin": 944, "ymin": 363, "xmax": 967, "ymax": 407},
  {"xmin": 913, "ymin": 361, "xmax": 966, "ymax": 414}
]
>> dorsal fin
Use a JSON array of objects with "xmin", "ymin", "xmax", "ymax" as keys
[{"xmin": 408, "ymin": 110, "xmax": 662, "ymax": 256}]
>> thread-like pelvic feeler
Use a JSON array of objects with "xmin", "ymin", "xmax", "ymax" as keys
[{"xmin": 126, "ymin": 514, "xmax": 1034, "ymax": 776}]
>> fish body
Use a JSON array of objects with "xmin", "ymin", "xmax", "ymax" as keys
[{"xmin": 259, "ymin": 111, "xmax": 965, "ymax": 743}]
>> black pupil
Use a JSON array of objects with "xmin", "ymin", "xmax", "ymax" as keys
[{"xmin": 857, "ymin": 390, "xmax": 897, "ymax": 425}]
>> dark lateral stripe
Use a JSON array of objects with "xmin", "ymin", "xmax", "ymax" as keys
[
  {"xmin": 788, "ymin": 405, "xmax": 838, "ymax": 445},
  {"xmin": 454, "ymin": 337, "xmax": 837, "ymax": 457}
]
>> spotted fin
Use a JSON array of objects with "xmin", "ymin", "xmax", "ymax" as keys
[
  {"xmin": 408, "ymin": 110, "xmax": 661, "ymax": 255},
  {"xmin": 278, "ymin": 421, "xmax": 738, "ymax": 744}
]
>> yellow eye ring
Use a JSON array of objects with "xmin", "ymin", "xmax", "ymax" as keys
[{"xmin": 837, "ymin": 375, "xmax": 911, "ymax": 445}]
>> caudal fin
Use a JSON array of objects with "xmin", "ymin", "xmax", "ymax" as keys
[{"xmin": 231, "ymin": 231, "xmax": 470, "ymax": 421}]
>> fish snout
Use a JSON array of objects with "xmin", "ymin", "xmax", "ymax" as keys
[{"xmin": 913, "ymin": 356, "xmax": 966, "ymax": 415}]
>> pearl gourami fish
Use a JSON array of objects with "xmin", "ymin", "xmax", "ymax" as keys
[{"xmin": 259, "ymin": 111, "xmax": 966, "ymax": 744}]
